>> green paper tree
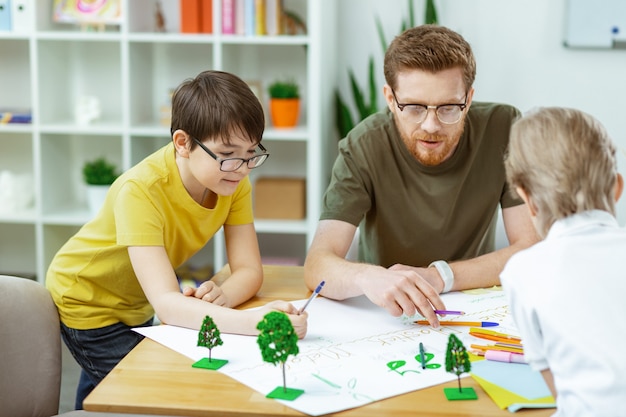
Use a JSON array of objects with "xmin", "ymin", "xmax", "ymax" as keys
[
  {"xmin": 256, "ymin": 311, "xmax": 299, "ymax": 393},
  {"xmin": 445, "ymin": 333, "xmax": 471, "ymax": 392},
  {"xmin": 197, "ymin": 315, "xmax": 223, "ymax": 362}
]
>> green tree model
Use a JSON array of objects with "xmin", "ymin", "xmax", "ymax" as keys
[
  {"xmin": 192, "ymin": 315, "xmax": 228, "ymax": 370},
  {"xmin": 198, "ymin": 315, "xmax": 223, "ymax": 361},
  {"xmin": 445, "ymin": 333, "xmax": 472, "ymax": 392},
  {"xmin": 256, "ymin": 311, "xmax": 300, "ymax": 395}
]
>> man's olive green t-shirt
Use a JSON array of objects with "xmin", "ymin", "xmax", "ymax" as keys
[{"xmin": 321, "ymin": 102, "xmax": 522, "ymax": 267}]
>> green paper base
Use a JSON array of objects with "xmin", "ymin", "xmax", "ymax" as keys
[
  {"xmin": 266, "ymin": 386, "xmax": 305, "ymax": 401},
  {"xmin": 444, "ymin": 387, "xmax": 478, "ymax": 401},
  {"xmin": 192, "ymin": 357, "xmax": 228, "ymax": 370}
]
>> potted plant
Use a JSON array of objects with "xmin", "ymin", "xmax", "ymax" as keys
[
  {"xmin": 82, "ymin": 157, "xmax": 119, "ymax": 216},
  {"xmin": 268, "ymin": 79, "xmax": 300, "ymax": 128}
]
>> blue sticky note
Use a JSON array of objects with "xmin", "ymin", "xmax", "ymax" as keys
[{"xmin": 471, "ymin": 360, "xmax": 551, "ymax": 400}]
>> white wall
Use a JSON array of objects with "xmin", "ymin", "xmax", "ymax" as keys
[{"xmin": 336, "ymin": 0, "xmax": 626, "ymax": 224}]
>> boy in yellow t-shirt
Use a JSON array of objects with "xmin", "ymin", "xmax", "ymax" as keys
[{"xmin": 46, "ymin": 70, "xmax": 307, "ymax": 409}]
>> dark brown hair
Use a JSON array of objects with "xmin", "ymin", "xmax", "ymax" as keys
[{"xmin": 170, "ymin": 70, "xmax": 265, "ymax": 147}]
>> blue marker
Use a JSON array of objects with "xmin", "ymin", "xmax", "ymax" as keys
[{"xmin": 299, "ymin": 280, "xmax": 325, "ymax": 314}]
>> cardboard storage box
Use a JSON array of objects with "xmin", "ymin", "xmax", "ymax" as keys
[{"xmin": 254, "ymin": 177, "xmax": 306, "ymax": 219}]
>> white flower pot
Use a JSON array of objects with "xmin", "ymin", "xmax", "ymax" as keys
[{"xmin": 86, "ymin": 185, "xmax": 110, "ymax": 217}]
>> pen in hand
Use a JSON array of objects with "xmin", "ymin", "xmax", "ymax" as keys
[{"xmin": 298, "ymin": 280, "xmax": 325, "ymax": 315}]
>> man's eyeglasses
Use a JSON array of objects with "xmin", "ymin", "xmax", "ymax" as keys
[
  {"xmin": 191, "ymin": 136, "xmax": 270, "ymax": 172},
  {"xmin": 391, "ymin": 88, "xmax": 467, "ymax": 125}
]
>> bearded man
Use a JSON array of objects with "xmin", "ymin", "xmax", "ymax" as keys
[{"xmin": 304, "ymin": 25, "xmax": 538, "ymax": 325}]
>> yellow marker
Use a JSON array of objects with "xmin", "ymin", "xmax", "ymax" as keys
[{"xmin": 469, "ymin": 327, "xmax": 521, "ymax": 341}]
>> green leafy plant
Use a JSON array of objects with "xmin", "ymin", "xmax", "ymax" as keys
[
  {"xmin": 82, "ymin": 157, "xmax": 119, "ymax": 185},
  {"xmin": 425, "ymin": 0, "xmax": 439, "ymax": 25},
  {"xmin": 268, "ymin": 79, "xmax": 300, "ymax": 99},
  {"xmin": 334, "ymin": 58, "xmax": 378, "ymax": 140},
  {"xmin": 197, "ymin": 315, "xmax": 223, "ymax": 362},
  {"xmin": 334, "ymin": 0, "xmax": 438, "ymax": 139},
  {"xmin": 445, "ymin": 333, "xmax": 471, "ymax": 392},
  {"xmin": 256, "ymin": 311, "xmax": 299, "ymax": 393}
]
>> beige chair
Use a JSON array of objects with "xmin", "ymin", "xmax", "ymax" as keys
[{"xmin": 0, "ymin": 274, "xmax": 180, "ymax": 417}]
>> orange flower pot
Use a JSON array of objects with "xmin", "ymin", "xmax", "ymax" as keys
[{"xmin": 269, "ymin": 98, "xmax": 300, "ymax": 128}]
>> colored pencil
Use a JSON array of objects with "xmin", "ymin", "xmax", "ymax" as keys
[
  {"xmin": 414, "ymin": 320, "xmax": 499, "ymax": 327},
  {"xmin": 470, "ymin": 343, "xmax": 524, "ymax": 354},
  {"xmin": 469, "ymin": 332, "xmax": 523, "ymax": 345}
]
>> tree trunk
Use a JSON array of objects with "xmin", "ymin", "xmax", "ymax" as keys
[{"xmin": 282, "ymin": 362, "xmax": 287, "ymax": 392}]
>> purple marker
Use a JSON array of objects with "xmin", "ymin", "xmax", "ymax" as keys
[{"xmin": 434, "ymin": 309, "xmax": 465, "ymax": 315}]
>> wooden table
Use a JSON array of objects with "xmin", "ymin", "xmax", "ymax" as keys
[{"xmin": 84, "ymin": 265, "xmax": 553, "ymax": 417}]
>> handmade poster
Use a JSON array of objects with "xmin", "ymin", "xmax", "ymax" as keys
[
  {"xmin": 136, "ymin": 287, "xmax": 520, "ymax": 416},
  {"xmin": 52, "ymin": 0, "xmax": 121, "ymax": 24}
]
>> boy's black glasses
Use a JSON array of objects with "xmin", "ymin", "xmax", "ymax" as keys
[{"xmin": 191, "ymin": 136, "xmax": 269, "ymax": 172}]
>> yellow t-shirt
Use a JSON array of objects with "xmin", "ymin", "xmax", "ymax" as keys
[{"xmin": 46, "ymin": 143, "xmax": 253, "ymax": 330}]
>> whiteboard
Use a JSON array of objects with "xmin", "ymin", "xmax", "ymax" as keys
[{"xmin": 564, "ymin": 0, "xmax": 626, "ymax": 48}]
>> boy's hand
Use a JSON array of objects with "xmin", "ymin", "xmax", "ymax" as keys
[
  {"xmin": 258, "ymin": 300, "xmax": 308, "ymax": 339},
  {"xmin": 183, "ymin": 281, "xmax": 229, "ymax": 307}
]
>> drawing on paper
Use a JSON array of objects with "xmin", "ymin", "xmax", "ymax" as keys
[{"xmin": 135, "ymin": 289, "xmax": 516, "ymax": 416}]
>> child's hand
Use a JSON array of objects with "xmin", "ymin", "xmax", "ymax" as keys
[
  {"xmin": 182, "ymin": 281, "xmax": 229, "ymax": 307},
  {"xmin": 259, "ymin": 300, "xmax": 308, "ymax": 339}
]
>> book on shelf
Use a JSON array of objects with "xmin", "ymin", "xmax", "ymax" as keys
[
  {"xmin": 200, "ymin": 0, "xmax": 213, "ymax": 33},
  {"xmin": 0, "ymin": 109, "xmax": 32, "ymax": 124},
  {"xmin": 235, "ymin": 0, "xmax": 245, "ymax": 35},
  {"xmin": 11, "ymin": 0, "xmax": 33, "ymax": 33},
  {"xmin": 180, "ymin": 0, "xmax": 212, "ymax": 34},
  {"xmin": 180, "ymin": 0, "xmax": 200, "ymax": 33},
  {"xmin": 265, "ymin": 0, "xmax": 283, "ymax": 35},
  {"xmin": 222, "ymin": 0, "xmax": 235, "ymax": 34},
  {"xmin": 0, "ymin": 0, "xmax": 11, "ymax": 31},
  {"xmin": 243, "ymin": 0, "xmax": 254, "ymax": 36},
  {"xmin": 254, "ymin": 0, "xmax": 265, "ymax": 35},
  {"xmin": 230, "ymin": 0, "xmax": 287, "ymax": 36}
]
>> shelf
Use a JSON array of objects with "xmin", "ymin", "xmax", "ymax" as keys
[
  {"xmin": 0, "ymin": 0, "xmax": 337, "ymax": 282},
  {"xmin": 264, "ymin": 126, "xmax": 308, "ymax": 141},
  {"xmin": 42, "ymin": 209, "xmax": 92, "ymax": 226},
  {"xmin": 35, "ymin": 31, "xmax": 123, "ymax": 41},
  {"xmin": 220, "ymin": 34, "xmax": 309, "ymax": 46},
  {"xmin": 254, "ymin": 219, "xmax": 309, "ymax": 234},
  {"xmin": 0, "ymin": 124, "xmax": 33, "ymax": 133},
  {"xmin": 0, "ymin": 209, "xmax": 37, "ymax": 224},
  {"xmin": 39, "ymin": 123, "xmax": 125, "ymax": 135}
]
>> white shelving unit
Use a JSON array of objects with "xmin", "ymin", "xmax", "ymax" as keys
[{"xmin": 0, "ymin": 0, "xmax": 337, "ymax": 283}]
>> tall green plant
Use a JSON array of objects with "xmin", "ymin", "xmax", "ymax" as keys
[
  {"xmin": 334, "ymin": 0, "xmax": 436, "ymax": 139},
  {"xmin": 334, "ymin": 58, "xmax": 377, "ymax": 140},
  {"xmin": 425, "ymin": 0, "xmax": 438, "ymax": 25}
]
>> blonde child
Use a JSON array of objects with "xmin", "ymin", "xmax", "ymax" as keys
[{"xmin": 502, "ymin": 107, "xmax": 626, "ymax": 416}]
